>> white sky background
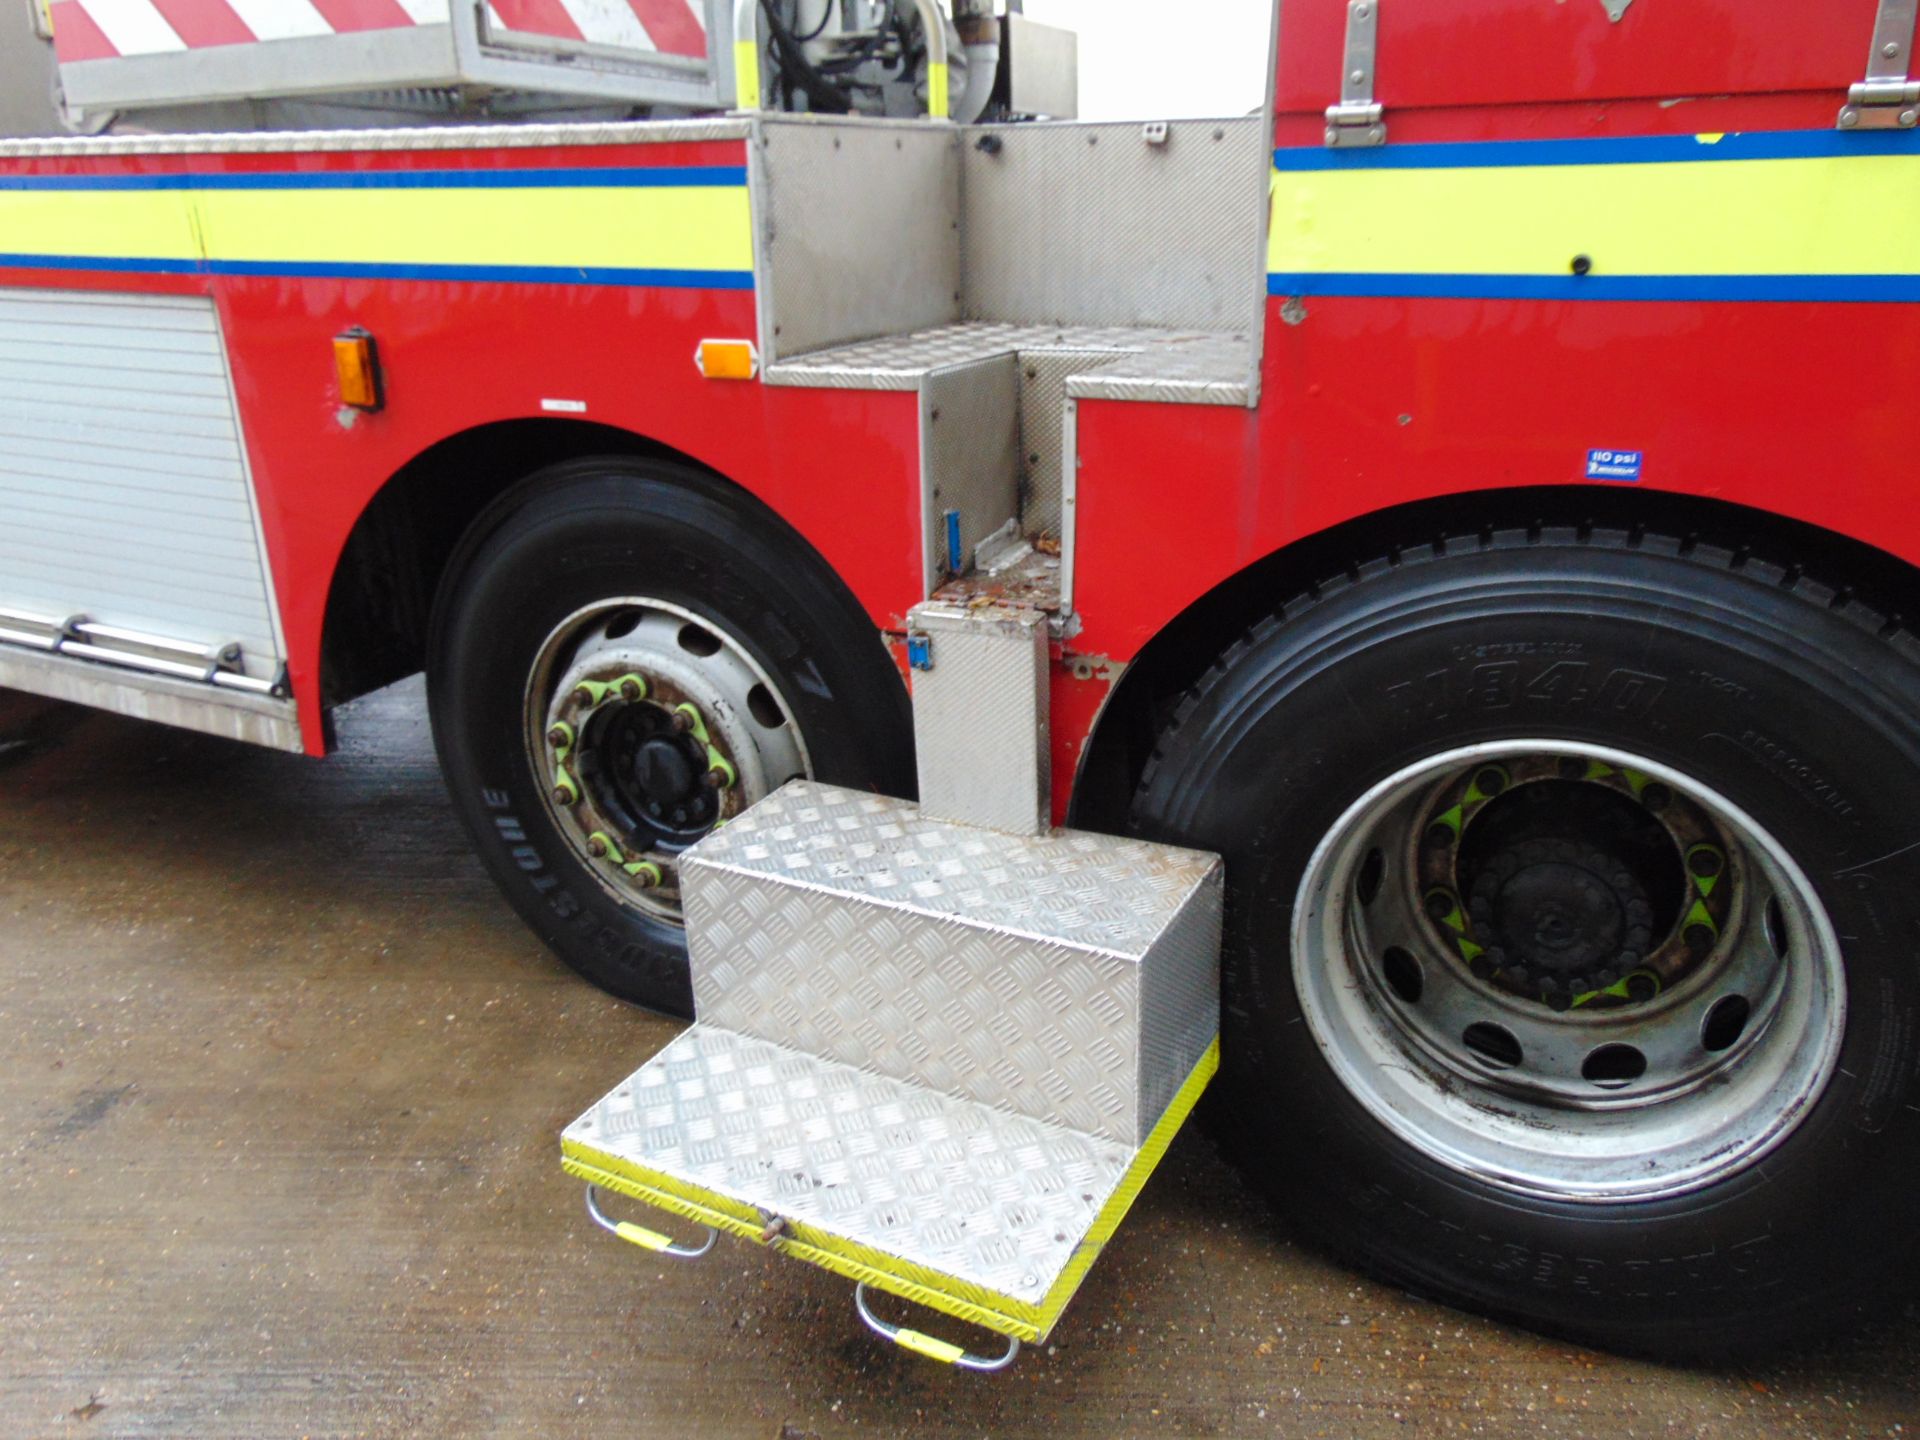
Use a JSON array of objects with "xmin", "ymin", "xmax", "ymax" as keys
[{"xmin": 1017, "ymin": 0, "xmax": 1275, "ymax": 120}]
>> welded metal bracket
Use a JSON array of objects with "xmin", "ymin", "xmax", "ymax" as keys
[
  {"xmin": 1839, "ymin": 0, "xmax": 1920, "ymax": 131},
  {"xmin": 1325, "ymin": 0, "xmax": 1385, "ymax": 148}
]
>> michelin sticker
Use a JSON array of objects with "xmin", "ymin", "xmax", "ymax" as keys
[{"xmin": 1587, "ymin": 448, "xmax": 1643, "ymax": 482}]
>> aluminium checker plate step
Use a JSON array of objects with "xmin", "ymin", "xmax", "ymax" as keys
[
  {"xmin": 561, "ymin": 779, "xmax": 1223, "ymax": 1354},
  {"xmin": 561, "ymin": 1026, "xmax": 1218, "ymax": 1345}
]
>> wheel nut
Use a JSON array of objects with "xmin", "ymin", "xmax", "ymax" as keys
[
  {"xmin": 671, "ymin": 709, "xmax": 695, "ymax": 734},
  {"xmin": 1641, "ymin": 782, "xmax": 1671, "ymax": 810},
  {"xmin": 1626, "ymin": 973, "xmax": 1659, "ymax": 1002},
  {"xmin": 586, "ymin": 836, "xmax": 608, "ymax": 858},
  {"xmin": 619, "ymin": 678, "xmax": 645, "ymax": 702},
  {"xmin": 1560, "ymin": 756, "xmax": 1588, "ymax": 780},
  {"xmin": 1468, "ymin": 954, "xmax": 1493, "ymax": 980},
  {"xmin": 1684, "ymin": 922, "xmax": 1715, "ymax": 953},
  {"xmin": 1424, "ymin": 890, "xmax": 1455, "ymax": 922},
  {"xmin": 553, "ymin": 784, "xmax": 578, "ymax": 808},
  {"xmin": 1474, "ymin": 767, "xmax": 1507, "ymax": 796},
  {"xmin": 546, "ymin": 724, "xmax": 571, "ymax": 747},
  {"xmin": 1546, "ymin": 989, "xmax": 1573, "ymax": 1012},
  {"xmin": 572, "ymin": 684, "xmax": 597, "ymax": 706},
  {"xmin": 704, "ymin": 767, "xmax": 730, "ymax": 790},
  {"xmin": 1425, "ymin": 821, "xmax": 1454, "ymax": 847},
  {"xmin": 1688, "ymin": 847, "xmax": 1724, "ymax": 879}
]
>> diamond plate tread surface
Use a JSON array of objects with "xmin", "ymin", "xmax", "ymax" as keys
[
  {"xmin": 909, "ymin": 602, "xmax": 1048, "ymax": 836},
  {"xmin": 686, "ymin": 780, "xmax": 1218, "ymax": 958},
  {"xmin": 960, "ymin": 117, "xmax": 1269, "ymax": 335},
  {"xmin": 564, "ymin": 1024, "xmax": 1137, "ymax": 1312},
  {"xmin": 1067, "ymin": 332, "xmax": 1256, "ymax": 407},
  {"xmin": 762, "ymin": 321, "xmax": 1249, "ymax": 407},
  {"xmin": 687, "ymin": 878, "xmax": 1142, "ymax": 1138},
  {"xmin": 0, "ymin": 117, "xmax": 754, "ymax": 159},
  {"xmin": 1020, "ymin": 349, "xmax": 1119, "ymax": 535}
]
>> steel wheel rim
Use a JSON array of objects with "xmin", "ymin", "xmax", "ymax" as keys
[
  {"xmin": 1291, "ymin": 740, "xmax": 1846, "ymax": 1203},
  {"xmin": 523, "ymin": 596, "xmax": 812, "ymax": 923}
]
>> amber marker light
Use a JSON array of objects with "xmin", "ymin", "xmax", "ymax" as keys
[
  {"xmin": 696, "ymin": 338, "xmax": 760, "ymax": 381},
  {"xmin": 333, "ymin": 328, "xmax": 384, "ymax": 412}
]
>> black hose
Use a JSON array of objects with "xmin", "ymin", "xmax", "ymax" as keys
[
  {"xmin": 792, "ymin": 0, "xmax": 831, "ymax": 43},
  {"xmin": 758, "ymin": 0, "xmax": 854, "ymax": 112}
]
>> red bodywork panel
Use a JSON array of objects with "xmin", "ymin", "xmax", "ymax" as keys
[
  {"xmin": 3, "ymin": 1, "xmax": 1915, "ymax": 828},
  {"xmin": 1275, "ymin": 0, "xmax": 1871, "ymax": 120},
  {"xmin": 0, "ymin": 139, "xmax": 924, "ymax": 756}
]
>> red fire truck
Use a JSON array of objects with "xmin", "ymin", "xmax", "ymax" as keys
[{"xmin": 3, "ymin": 0, "xmax": 1916, "ymax": 1363}]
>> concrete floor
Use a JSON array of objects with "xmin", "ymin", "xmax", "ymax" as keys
[{"xmin": 1, "ymin": 679, "xmax": 1915, "ymax": 1440}]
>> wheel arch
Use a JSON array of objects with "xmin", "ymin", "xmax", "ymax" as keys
[
  {"xmin": 1069, "ymin": 484, "xmax": 1920, "ymax": 833},
  {"xmin": 316, "ymin": 418, "xmax": 867, "ymax": 738}
]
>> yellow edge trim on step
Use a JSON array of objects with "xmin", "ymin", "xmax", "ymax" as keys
[{"xmin": 560, "ymin": 1038, "xmax": 1219, "ymax": 1345}]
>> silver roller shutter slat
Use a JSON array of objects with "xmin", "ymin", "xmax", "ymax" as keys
[{"xmin": 0, "ymin": 288, "xmax": 288, "ymax": 689}]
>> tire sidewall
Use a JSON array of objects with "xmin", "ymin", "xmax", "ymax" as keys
[
  {"xmin": 429, "ymin": 459, "xmax": 912, "ymax": 1014},
  {"xmin": 1138, "ymin": 539, "xmax": 1920, "ymax": 1349}
]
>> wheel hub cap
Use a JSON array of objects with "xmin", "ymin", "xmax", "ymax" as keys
[
  {"xmin": 1293, "ymin": 741, "xmax": 1846, "ymax": 1202},
  {"xmin": 523, "ymin": 598, "xmax": 810, "ymax": 923}
]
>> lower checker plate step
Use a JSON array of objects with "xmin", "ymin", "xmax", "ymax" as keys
[{"xmin": 561, "ymin": 1023, "xmax": 1217, "ymax": 1343}]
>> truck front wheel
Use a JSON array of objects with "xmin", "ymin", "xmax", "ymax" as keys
[
  {"xmin": 1130, "ymin": 525, "xmax": 1920, "ymax": 1355},
  {"xmin": 428, "ymin": 457, "xmax": 913, "ymax": 1015}
]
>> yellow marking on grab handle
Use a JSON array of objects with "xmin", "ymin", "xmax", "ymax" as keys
[
  {"xmin": 734, "ymin": 38, "xmax": 762, "ymax": 110},
  {"xmin": 614, "ymin": 1220, "xmax": 674, "ymax": 1252},
  {"xmin": 927, "ymin": 61, "xmax": 949, "ymax": 119},
  {"xmin": 894, "ymin": 1327, "xmax": 967, "ymax": 1364}
]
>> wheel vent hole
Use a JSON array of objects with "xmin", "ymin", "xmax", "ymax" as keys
[
  {"xmin": 1381, "ymin": 946, "xmax": 1422, "ymax": 1004},
  {"xmin": 1764, "ymin": 896, "xmax": 1789, "ymax": 958},
  {"xmin": 747, "ymin": 682, "xmax": 786, "ymax": 730},
  {"xmin": 1463, "ymin": 1022, "xmax": 1522, "ymax": 1069},
  {"xmin": 1581, "ymin": 1043, "xmax": 1647, "ymax": 1088},
  {"xmin": 602, "ymin": 609, "xmax": 643, "ymax": 640},
  {"xmin": 677, "ymin": 624, "xmax": 722, "ymax": 657},
  {"xmin": 1355, "ymin": 847, "xmax": 1384, "ymax": 907},
  {"xmin": 1701, "ymin": 994, "xmax": 1752, "ymax": 1053}
]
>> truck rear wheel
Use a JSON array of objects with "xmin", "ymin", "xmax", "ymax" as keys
[
  {"xmin": 1130, "ymin": 526, "xmax": 1920, "ymax": 1355},
  {"xmin": 428, "ymin": 457, "xmax": 913, "ymax": 1015}
]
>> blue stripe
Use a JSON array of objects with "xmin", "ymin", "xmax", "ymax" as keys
[
  {"xmin": 0, "ymin": 253, "xmax": 756, "ymax": 289},
  {"xmin": 0, "ymin": 165, "xmax": 748, "ymax": 192},
  {"xmin": 1267, "ymin": 272, "xmax": 1920, "ymax": 303},
  {"xmin": 1273, "ymin": 128, "xmax": 1920, "ymax": 172}
]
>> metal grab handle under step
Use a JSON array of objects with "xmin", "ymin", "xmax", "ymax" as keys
[
  {"xmin": 584, "ymin": 1186, "xmax": 717, "ymax": 1260},
  {"xmin": 853, "ymin": 1283, "xmax": 1021, "ymax": 1372}
]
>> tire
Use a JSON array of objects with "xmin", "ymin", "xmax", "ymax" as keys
[
  {"xmin": 428, "ymin": 456, "xmax": 913, "ymax": 1015},
  {"xmin": 1129, "ymin": 525, "xmax": 1920, "ymax": 1356}
]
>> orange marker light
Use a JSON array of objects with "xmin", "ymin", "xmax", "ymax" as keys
[
  {"xmin": 696, "ymin": 338, "xmax": 759, "ymax": 381},
  {"xmin": 333, "ymin": 328, "xmax": 383, "ymax": 412}
]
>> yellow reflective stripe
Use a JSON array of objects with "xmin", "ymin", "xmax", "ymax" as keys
[
  {"xmin": 927, "ymin": 61, "xmax": 949, "ymax": 119},
  {"xmin": 0, "ymin": 184, "xmax": 754, "ymax": 276},
  {"xmin": 1029, "ymin": 1038, "xmax": 1218, "ymax": 1339},
  {"xmin": 894, "ymin": 1327, "xmax": 966, "ymax": 1364},
  {"xmin": 561, "ymin": 1149, "xmax": 1046, "ymax": 1341},
  {"xmin": 1269, "ymin": 152, "xmax": 1920, "ymax": 280},
  {"xmin": 734, "ymin": 38, "xmax": 762, "ymax": 111},
  {"xmin": 0, "ymin": 190, "xmax": 197, "ymax": 263},
  {"xmin": 614, "ymin": 1220, "xmax": 674, "ymax": 1252}
]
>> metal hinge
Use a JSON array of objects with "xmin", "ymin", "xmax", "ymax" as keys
[
  {"xmin": 1839, "ymin": 0, "xmax": 1920, "ymax": 131},
  {"xmin": 1325, "ymin": 0, "xmax": 1385, "ymax": 148}
]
